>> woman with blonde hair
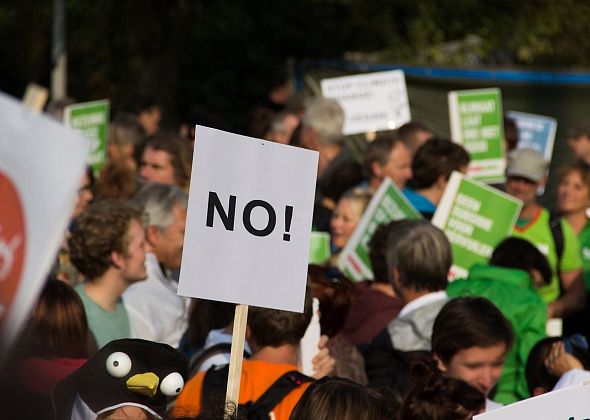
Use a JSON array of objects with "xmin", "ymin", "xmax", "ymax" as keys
[
  {"xmin": 557, "ymin": 162, "xmax": 590, "ymax": 339},
  {"xmin": 329, "ymin": 187, "xmax": 372, "ymax": 259}
]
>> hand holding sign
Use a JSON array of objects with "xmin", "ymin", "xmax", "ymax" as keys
[{"xmin": 178, "ymin": 126, "xmax": 319, "ymax": 411}]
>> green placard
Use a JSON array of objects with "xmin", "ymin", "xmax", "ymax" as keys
[
  {"xmin": 64, "ymin": 99, "xmax": 110, "ymax": 174},
  {"xmin": 309, "ymin": 232, "xmax": 331, "ymax": 265},
  {"xmin": 448, "ymin": 88, "xmax": 504, "ymax": 184},
  {"xmin": 337, "ymin": 178, "xmax": 422, "ymax": 281},
  {"xmin": 432, "ymin": 172, "xmax": 522, "ymax": 279}
]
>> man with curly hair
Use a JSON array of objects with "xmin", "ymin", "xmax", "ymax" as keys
[{"xmin": 68, "ymin": 199, "xmax": 149, "ymax": 348}]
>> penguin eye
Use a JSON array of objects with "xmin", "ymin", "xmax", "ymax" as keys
[
  {"xmin": 160, "ymin": 372, "xmax": 184, "ymax": 396},
  {"xmin": 105, "ymin": 352, "xmax": 132, "ymax": 378}
]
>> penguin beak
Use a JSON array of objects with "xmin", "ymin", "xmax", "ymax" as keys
[{"xmin": 126, "ymin": 372, "xmax": 160, "ymax": 397}]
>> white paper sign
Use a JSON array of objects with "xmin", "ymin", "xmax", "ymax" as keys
[
  {"xmin": 320, "ymin": 70, "xmax": 411, "ymax": 135},
  {"xmin": 474, "ymin": 382, "xmax": 590, "ymax": 419},
  {"xmin": 300, "ymin": 297, "xmax": 321, "ymax": 376},
  {"xmin": 0, "ymin": 92, "xmax": 89, "ymax": 356},
  {"xmin": 178, "ymin": 126, "xmax": 319, "ymax": 312}
]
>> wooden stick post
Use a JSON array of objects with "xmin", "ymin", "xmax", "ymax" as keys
[
  {"xmin": 225, "ymin": 304, "xmax": 249, "ymax": 413},
  {"xmin": 22, "ymin": 83, "xmax": 49, "ymax": 113}
]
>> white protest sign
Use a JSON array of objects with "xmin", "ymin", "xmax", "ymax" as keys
[
  {"xmin": 474, "ymin": 382, "xmax": 590, "ymax": 419},
  {"xmin": 300, "ymin": 298, "xmax": 321, "ymax": 376},
  {"xmin": 178, "ymin": 126, "xmax": 319, "ymax": 312},
  {"xmin": 321, "ymin": 70, "xmax": 411, "ymax": 135},
  {"xmin": 0, "ymin": 92, "xmax": 89, "ymax": 356}
]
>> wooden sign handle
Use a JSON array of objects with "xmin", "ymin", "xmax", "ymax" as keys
[
  {"xmin": 225, "ymin": 304, "xmax": 249, "ymax": 412},
  {"xmin": 22, "ymin": 83, "xmax": 49, "ymax": 113}
]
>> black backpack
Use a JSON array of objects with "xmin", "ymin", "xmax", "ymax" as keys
[
  {"xmin": 549, "ymin": 212, "xmax": 565, "ymax": 272},
  {"xmin": 187, "ymin": 342, "xmax": 251, "ymax": 379},
  {"xmin": 201, "ymin": 364, "xmax": 313, "ymax": 419}
]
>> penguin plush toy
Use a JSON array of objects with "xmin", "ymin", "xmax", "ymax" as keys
[{"xmin": 54, "ymin": 338, "xmax": 187, "ymax": 420}]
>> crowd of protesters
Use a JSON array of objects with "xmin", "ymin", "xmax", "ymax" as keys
[{"xmin": 3, "ymin": 83, "xmax": 590, "ymax": 420}]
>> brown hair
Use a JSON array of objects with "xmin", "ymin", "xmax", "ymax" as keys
[
  {"xmin": 432, "ymin": 297, "xmax": 514, "ymax": 365},
  {"xmin": 503, "ymin": 116, "xmax": 519, "ymax": 152},
  {"xmin": 96, "ymin": 160, "xmax": 138, "ymax": 199},
  {"xmin": 408, "ymin": 138, "xmax": 470, "ymax": 189},
  {"xmin": 24, "ymin": 278, "xmax": 90, "ymax": 358},
  {"xmin": 363, "ymin": 131, "xmax": 403, "ymax": 178},
  {"xmin": 368, "ymin": 220, "xmax": 401, "ymax": 284},
  {"xmin": 247, "ymin": 289, "xmax": 313, "ymax": 347},
  {"xmin": 143, "ymin": 134, "xmax": 193, "ymax": 190},
  {"xmin": 307, "ymin": 265, "xmax": 356, "ymax": 337},
  {"xmin": 398, "ymin": 375, "xmax": 485, "ymax": 420},
  {"xmin": 68, "ymin": 199, "xmax": 144, "ymax": 280},
  {"xmin": 558, "ymin": 162, "xmax": 590, "ymax": 195},
  {"xmin": 290, "ymin": 376, "xmax": 393, "ymax": 420}
]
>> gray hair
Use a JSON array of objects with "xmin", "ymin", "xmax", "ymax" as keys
[
  {"xmin": 134, "ymin": 182, "xmax": 188, "ymax": 230},
  {"xmin": 386, "ymin": 220, "xmax": 451, "ymax": 292},
  {"xmin": 108, "ymin": 113, "xmax": 144, "ymax": 146},
  {"xmin": 270, "ymin": 111, "xmax": 296, "ymax": 135},
  {"xmin": 302, "ymin": 97, "xmax": 344, "ymax": 145}
]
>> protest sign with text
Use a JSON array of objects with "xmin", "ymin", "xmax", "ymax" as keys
[
  {"xmin": 474, "ymin": 381, "xmax": 590, "ymax": 419},
  {"xmin": 0, "ymin": 92, "xmax": 89, "ymax": 358},
  {"xmin": 432, "ymin": 172, "xmax": 522, "ymax": 279},
  {"xmin": 178, "ymin": 126, "xmax": 318, "ymax": 313},
  {"xmin": 321, "ymin": 70, "xmax": 411, "ymax": 135},
  {"xmin": 337, "ymin": 178, "xmax": 421, "ymax": 281},
  {"xmin": 506, "ymin": 110, "xmax": 557, "ymax": 162},
  {"xmin": 64, "ymin": 99, "xmax": 110, "ymax": 174},
  {"xmin": 449, "ymin": 88, "xmax": 505, "ymax": 184}
]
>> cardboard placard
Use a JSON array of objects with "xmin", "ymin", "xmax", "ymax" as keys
[
  {"xmin": 321, "ymin": 70, "xmax": 411, "ymax": 135},
  {"xmin": 178, "ymin": 126, "xmax": 318, "ymax": 313},
  {"xmin": 300, "ymin": 298, "xmax": 321, "ymax": 376},
  {"xmin": 448, "ymin": 88, "xmax": 505, "ymax": 184},
  {"xmin": 432, "ymin": 172, "xmax": 522, "ymax": 279},
  {"xmin": 474, "ymin": 382, "xmax": 590, "ymax": 419},
  {"xmin": 0, "ymin": 92, "xmax": 89, "ymax": 358},
  {"xmin": 309, "ymin": 232, "xmax": 330, "ymax": 265},
  {"xmin": 64, "ymin": 99, "xmax": 110, "ymax": 174},
  {"xmin": 337, "ymin": 178, "xmax": 421, "ymax": 281}
]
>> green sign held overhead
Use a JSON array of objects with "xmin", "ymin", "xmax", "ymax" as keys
[
  {"xmin": 337, "ymin": 178, "xmax": 422, "ymax": 281},
  {"xmin": 432, "ymin": 172, "xmax": 522, "ymax": 279},
  {"xmin": 309, "ymin": 232, "xmax": 331, "ymax": 265},
  {"xmin": 448, "ymin": 88, "xmax": 504, "ymax": 184},
  {"xmin": 64, "ymin": 99, "xmax": 110, "ymax": 174}
]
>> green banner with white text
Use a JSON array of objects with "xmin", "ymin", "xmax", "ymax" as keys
[
  {"xmin": 64, "ymin": 99, "xmax": 110, "ymax": 174},
  {"xmin": 432, "ymin": 172, "xmax": 522, "ymax": 279},
  {"xmin": 448, "ymin": 88, "xmax": 504, "ymax": 184},
  {"xmin": 337, "ymin": 178, "xmax": 422, "ymax": 281}
]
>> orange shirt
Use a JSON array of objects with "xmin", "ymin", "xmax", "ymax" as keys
[{"xmin": 173, "ymin": 359, "xmax": 311, "ymax": 420}]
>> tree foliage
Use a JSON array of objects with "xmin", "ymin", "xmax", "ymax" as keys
[{"xmin": 1, "ymin": 0, "xmax": 589, "ymax": 133}]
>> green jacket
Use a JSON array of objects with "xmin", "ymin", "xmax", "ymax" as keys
[{"xmin": 447, "ymin": 264, "xmax": 547, "ymax": 404}]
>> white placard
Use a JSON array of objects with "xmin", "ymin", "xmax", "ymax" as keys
[
  {"xmin": 178, "ymin": 126, "xmax": 319, "ymax": 312},
  {"xmin": 320, "ymin": 70, "xmax": 411, "ymax": 135},
  {"xmin": 300, "ymin": 297, "xmax": 321, "ymax": 376},
  {"xmin": 0, "ymin": 92, "xmax": 89, "ymax": 356},
  {"xmin": 474, "ymin": 382, "xmax": 590, "ymax": 419}
]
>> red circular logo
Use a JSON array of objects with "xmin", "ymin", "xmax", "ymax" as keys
[{"xmin": 0, "ymin": 171, "xmax": 26, "ymax": 328}]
